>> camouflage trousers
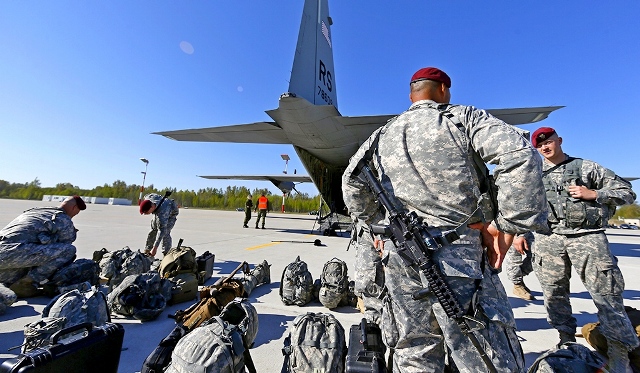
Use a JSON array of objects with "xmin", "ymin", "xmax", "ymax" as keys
[
  {"xmin": 532, "ymin": 231, "xmax": 639, "ymax": 349},
  {"xmin": 145, "ymin": 216, "xmax": 177, "ymax": 255},
  {"xmin": 0, "ymin": 242, "xmax": 76, "ymax": 284},
  {"xmin": 255, "ymin": 209, "xmax": 267, "ymax": 228},
  {"xmin": 505, "ymin": 246, "xmax": 533, "ymax": 284},
  {"xmin": 243, "ymin": 208, "xmax": 252, "ymax": 226},
  {"xmin": 0, "ymin": 283, "xmax": 18, "ymax": 315},
  {"xmin": 353, "ymin": 236, "xmax": 385, "ymax": 324},
  {"xmin": 381, "ymin": 244, "xmax": 525, "ymax": 373}
]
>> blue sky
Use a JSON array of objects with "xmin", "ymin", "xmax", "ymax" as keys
[{"xmin": 1, "ymin": 1, "xmax": 639, "ymax": 198}]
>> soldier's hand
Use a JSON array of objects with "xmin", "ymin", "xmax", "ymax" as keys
[
  {"xmin": 567, "ymin": 185, "xmax": 597, "ymax": 201},
  {"xmin": 513, "ymin": 236, "xmax": 529, "ymax": 255},
  {"xmin": 470, "ymin": 222, "xmax": 513, "ymax": 269},
  {"xmin": 374, "ymin": 236, "xmax": 385, "ymax": 257}
]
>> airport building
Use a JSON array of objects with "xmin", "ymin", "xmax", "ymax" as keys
[{"xmin": 42, "ymin": 195, "xmax": 132, "ymax": 206}]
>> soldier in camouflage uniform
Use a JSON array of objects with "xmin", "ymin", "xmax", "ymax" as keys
[
  {"xmin": 506, "ymin": 231, "xmax": 536, "ymax": 300},
  {"xmin": 342, "ymin": 67, "xmax": 549, "ymax": 372},
  {"xmin": 243, "ymin": 194, "xmax": 253, "ymax": 228},
  {"xmin": 0, "ymin": 196, "xmax": 86, "ymax": 299},
  {"xmin": 350, "ymin": 218, "xmax": 385, "ymax": 324},
  {"xmin": 140, "ymin": 193, "xmax": 179, "ymax": 257},
  {"xmin": 524, "ymin": 127, "xmax": 638, "ymax": 373}
]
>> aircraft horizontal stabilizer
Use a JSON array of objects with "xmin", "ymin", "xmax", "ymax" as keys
[
  {"xmin": 198, "ymin": 175, "xmax": 312, "ymax": 183},
  {"xmin": 153, "ymin": 122, "xmax": 291, "ymax": 144},
  {"xmin": 486, "ymin": 106, "xmax": 565, "ymax": 125},
  {"xmin": 622, "ymin": 177, "xmax": 639, "ymax": 182}
]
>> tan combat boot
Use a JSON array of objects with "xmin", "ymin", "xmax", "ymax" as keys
[
  {"xmin": 9, "ymin": 276, "xmax": 42, "ymax": 298},
  {"xmin": 513, "ymin": 282, "xmax": 536, "ymax": 301},
  {"xmin": 607, "ymin": 339, "xmax": 633, "ymax": 373}
]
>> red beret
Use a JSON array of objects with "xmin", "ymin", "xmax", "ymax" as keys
[
  {"xmin": 410, "ymin": 67, "xmax": 451, "ymax": 88},
  {"xmin": 73, "ymin": 195, "xmax": 86, "ymax": 210},
  {"xmin": 532, "ymin": 127, "xmax": 557, "ymax": 147},
  {"xmin": 140, "ymin": 199, "xmax": 153, "ymax": 214}
]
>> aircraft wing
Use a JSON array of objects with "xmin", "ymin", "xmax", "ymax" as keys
[
  {"xmin": 486, "ymin": 106, "xmax": 565, "ymax": 125},
  {"xmin": 336, "ymin": 106, "xmax": 564, "ymax": 137},
  {"xmin": 623, "ymin": 177, "xmax": 639, "ymax": 182},
  {"xmin": 154, "ymin": 122, "xmax": 291, "ymax": 144},
  {"xmin": 198, "ymin": 175, "xmax": 312, "ymax": 183}
]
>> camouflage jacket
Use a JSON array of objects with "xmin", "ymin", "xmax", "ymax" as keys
[
  {"xmin": 342, "ymin": 99, "xmax": 549, "ymax": 235},
  {"xmin": 0, "ymin": 207, "xmax": 76, "ymax": 244},
  {"xmin": 543, "ymin": 154, "xmax": 636, "ymax": 235},
  {"xmin": 144, "ymin": 194, "xmax": 179, "ymax": 243}
]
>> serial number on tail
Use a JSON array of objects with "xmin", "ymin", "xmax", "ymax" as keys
[{"xmin": 317, "ymin": 86, "xmax": 333, "ymax": 105}]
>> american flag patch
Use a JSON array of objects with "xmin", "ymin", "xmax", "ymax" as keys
[{"xmin": 321, "ymin": 20, "xmax": 332, "ymax": 49}]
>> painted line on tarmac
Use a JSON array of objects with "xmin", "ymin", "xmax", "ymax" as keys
[{"xmin": 245, "ymin": 242, "xmax": 281, "ymax": 251}]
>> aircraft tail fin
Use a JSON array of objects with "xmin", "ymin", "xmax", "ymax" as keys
[{"xmin": 288, "ymin": 0, "xmax": 337, "ymax": 109}]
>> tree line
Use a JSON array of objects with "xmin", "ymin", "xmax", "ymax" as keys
[
  {"xmin": 0, "ymin": 178, "xmax": 323, "ymax": 213},
  {"xmin": 1, "ymin": 178, "xmax": 639, "ymax": 218}
]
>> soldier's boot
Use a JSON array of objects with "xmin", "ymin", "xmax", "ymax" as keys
[
  {"xmin": 557, "ymin": 330, "xmax": 576, "ymax": 347},
  {"xmin": 260, "ymin": 260, "xmax": 271, "ymax": 284},
  {"xmin": 513, "ymin": 282, "xmax": 536, "ymax": 301},
  {"xmin": 607, "ymin": 339, "xmax": 633, "ymax": 373},
  {"xmin": 9, "ymin": 276, "xmax": 42, "ymax": 298}
]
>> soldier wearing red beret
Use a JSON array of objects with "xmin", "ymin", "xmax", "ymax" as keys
[
  {"xmin": 140, "ymin": 193, "xmax": 179, "ymax": 257},
  {"xmin": 343, "ymin": 66, "xmax": 549, "ymax": 372},
  {"xmin": 516, "ymin": 126, "xmax": 638, "ymax": 371},
  {"xmin": 0, "ymin": 196, "xmax": 87, "ymax": 305}
]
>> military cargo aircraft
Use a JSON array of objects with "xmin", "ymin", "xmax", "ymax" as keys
[{"xmin": 154, "ymin": 0, "xmax": 562, "ymax": 218}]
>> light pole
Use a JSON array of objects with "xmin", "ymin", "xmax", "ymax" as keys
[
  {"xmin": 139, "ymin": 158, "xmax": 149, "ymax": 205},
  {"xmin": 280, "ymin": 154, "xmax": 290, "ymax": 212}
]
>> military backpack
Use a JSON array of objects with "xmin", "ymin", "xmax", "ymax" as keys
[
  {"xmin": 279, "ymin": 256, "xmax": 314, "ymax": 306},
  {"xmin": 159, "ymin": 240, "xmax": 198, "ymax": 279},
  {"xmin": 43, "ymin": 258, "xmax": 101, "ymax": 296},
  {"xmin": 318, "ymin": 257, "xmax": 349, "ymax": 309},
  {"xmin": 527, "ymin": 342, "xmax": 607, "ymax": 373},
  {"xmin": 281, "ymin": 312, "xmax": 347, "ymax": 373},
  {"xmin": 165, "ymin": 316, "xmax": 256, "ymax": 373},
  {"xmin": 107, "ymin": 272, "xmax": 172, "ymax": 321},
  {"xmin": 99, "ymin": 247, "xmax": 152, "ymax": 289},
  {"xmin": 29, "ymin": 283, "xmax": 110, "ymax": 353}
]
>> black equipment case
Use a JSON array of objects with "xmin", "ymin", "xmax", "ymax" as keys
[
  {"xmin": 346, "ymin": 318, "xmax": 387, "ymax": 373},
  {"xmin": 141, "ymin": 324, "xmax": 187, "ymax": 373},
  {"xmin": 0, "ymin": 322, "xmax": 124, "ymax": 373},
  {"xmin": 196, "ymin": 251, "xmax": 215, "ymax": 285}
]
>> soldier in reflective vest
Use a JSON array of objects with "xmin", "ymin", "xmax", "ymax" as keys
[{"xmin": 255, "ymin": 194, "xmax": 269, "ymax": 229}]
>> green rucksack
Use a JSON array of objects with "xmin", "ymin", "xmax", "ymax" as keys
[
  {"xmin": 527, "ymin": 342, "xmax": 608, "ymax": 373},
  {"xmin": 160, "ymin": 241, "xmax": 198, "ymax": 279}
]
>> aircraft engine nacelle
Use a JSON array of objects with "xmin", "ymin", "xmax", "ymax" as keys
[{"xmin": 274, "ymin": 180, "xmax": 295, "ymax": 195}]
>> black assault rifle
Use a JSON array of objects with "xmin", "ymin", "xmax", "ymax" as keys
[{"xmin": 356, "ymin": 164, "xmax": 497, "ymax": 373}]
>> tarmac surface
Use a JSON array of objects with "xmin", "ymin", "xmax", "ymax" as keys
[{"xmin": 1, "ymin": 198, "xmax": 640, "ymax": 372}]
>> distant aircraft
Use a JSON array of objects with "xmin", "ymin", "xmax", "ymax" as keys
[
  {"xmin": 199, "ymin": 175, "xmax": 312, "ymax": 196},
  {"xmin": 155, "ymin": 0, "xmax": 562, "ymax": 217}
]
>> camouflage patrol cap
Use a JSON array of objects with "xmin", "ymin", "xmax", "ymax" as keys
[
  {"xmin": 72, "ymin": 195, "xmax": 86, "ymax": 210},
  {"xmin": 139, "ymin": 199, "xmax": 153, "ymax": 214},
  {"xmin": 410, "ymin": 67, "xmax": 451, "ymax": 88},
  {"xmin": 532, "ymin": 127, "xmax": 557, "ymax": 147}
]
